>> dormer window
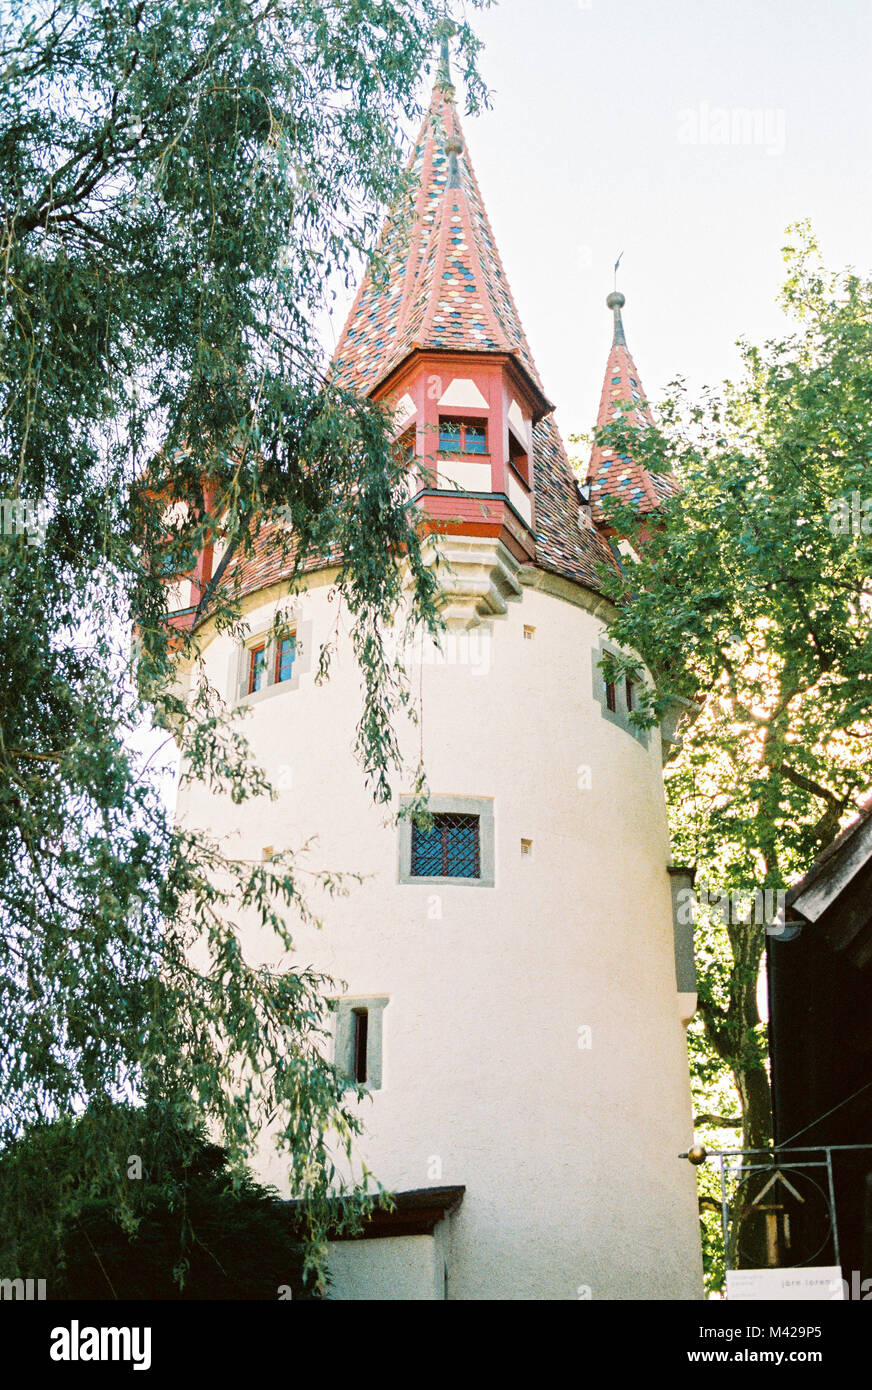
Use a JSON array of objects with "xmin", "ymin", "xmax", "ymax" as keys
[{"xmin": 439, "ymin": 418, "xmax": 487, "ymax": 455}]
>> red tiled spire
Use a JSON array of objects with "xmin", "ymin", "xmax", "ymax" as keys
[
  {"xmin": 332, "ymin": 67, "xmax": 545, "ymax": 402},
  {"xmin": 587, "ymin": 291, "xmax": 678, "ymax": 519},
  {"xmin": 167, "ymin": 47, "xmax": 620, "ymax": 630}
]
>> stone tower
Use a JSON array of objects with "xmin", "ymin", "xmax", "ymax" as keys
[{"xmin": 170, "ymin": 50, "xmax": 703, "ymax": 1300}]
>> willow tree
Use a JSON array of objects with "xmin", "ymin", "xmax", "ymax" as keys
[
  {"xmin": 590, "ymin": 225, "xmax": 872, "ymax": 1279},
  {"xmin": 0, "ymin": 0, "xmax": 487, "ymax": 1289}
]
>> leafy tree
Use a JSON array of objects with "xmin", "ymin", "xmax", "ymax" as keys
[
  {"xmin": 0, "ymin": 1102, "xmax": 320, "ymax": 1299},
  {"xmin": 587, "ymin": 224, "xmax": 872, "ymax": 1278},
  {"xmin": 0, "ymin": 0, "xmax": 486, "ymax": 1290}
]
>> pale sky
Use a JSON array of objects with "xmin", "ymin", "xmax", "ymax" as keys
[{"xmin": 326, "ymin": 0, "xmax": 872, "ymax": 455}]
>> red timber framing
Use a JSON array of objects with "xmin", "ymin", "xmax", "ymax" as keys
[
  {"xmin": 377, "ymin": 348, "xmax": 549, "ymax": 564},
  {"xmin": 143, "ymin": 476, "xmax": 223, "ymax": 638}
]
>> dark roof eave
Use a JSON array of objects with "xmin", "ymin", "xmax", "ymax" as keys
[
  {"xmin": 285, "ymin": 1185, "xmax": 466, "ymax": 1242},
  {"xmin": 372, "ymin": 345, "xmax": 554, "ymax": 424},
  {"xmin": 786, "ymin": 793, "xmax": 872, "ymax": 919}
]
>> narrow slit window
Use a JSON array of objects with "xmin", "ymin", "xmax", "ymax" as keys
[
  {"xmin": 605, "ymin": 679, "xmax": 617, "ymax": 713},
  {"xmin": 249, "ymin": 644, "xmax": 267, "ymax": 694},
  {"xmin": 625, "ymin": 677, "xmax": 634, "ymax": 712},
  {"xmin": 411, "ymin": 813, "xmax": 480, "ymax": 879},
  {"xmin": 275, "ymin": 634, "xmax": 296, "ymax": 683},
  {"xmin": 333, "ymin": 996, "xmax": 387, "ymax": 1089},
  {"xmin": 352, "ymin": 1008, "xmax": 368, "ymax": 1083}
]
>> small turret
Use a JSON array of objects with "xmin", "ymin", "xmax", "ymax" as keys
[{"xmin": 587, "ymin": 286, "xmax": 678, "ymax": 521}]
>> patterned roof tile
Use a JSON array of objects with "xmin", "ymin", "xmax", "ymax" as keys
[
  {"xmin": 207, "ymin": 76, "xmax": 619, "ymax": 611},
  {"xmin": 332, "ymin": 83, "xmax": 543, "ymax": 395},
  {"xmin": 587, "ymin": 294, "xmax": 679, "ymax": 520}
]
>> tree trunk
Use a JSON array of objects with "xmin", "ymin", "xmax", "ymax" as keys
[{"xmin": 698, "ymin": 915, "xmax": 773, "ymax": 1267}]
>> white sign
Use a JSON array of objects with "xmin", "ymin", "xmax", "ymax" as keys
[{"xmin": 726, "ymin": 1267, "xmax": 844, "ymax": 1301}]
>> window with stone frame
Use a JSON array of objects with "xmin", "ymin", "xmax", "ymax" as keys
[
  {"xmin": 592, "ymin": 636, "xmax": 650, "ymax": 748},
  {"xmin": 236, "ymin": 618, "xmax": 310, "ymax": 705},
  {"xmin": 398, "ymin": 795, "xmax": 495, "ymax": 887},
  {"xmin": 330, "ymin": 995, "xmax": 388, "ymax": 1091}
]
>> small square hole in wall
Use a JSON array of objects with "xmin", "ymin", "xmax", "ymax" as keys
[
  {"xmin": 521, "ymin": 838, "xmax": 533, "ymax": 858},
  {"xmin": 523, "ymin": 625, "xmax": 535, "ymax": 640}
]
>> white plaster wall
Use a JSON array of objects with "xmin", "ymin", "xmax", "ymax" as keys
[
  {"xmin": 326, "ymin": 1235, "xmax": 443, "ymax": 1301},
  {"xmin": 507, "ymin": 471, "xmax": 532, "ymax": 525},
  {"xmin": 175, "ymin": 569, "xmax": 703, "ymax": 1300},
  {"xmin": 435, "ymin": 458, "xmax": 491, "ymax": 493}
]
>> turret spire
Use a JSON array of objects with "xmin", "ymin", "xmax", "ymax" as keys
[
  {"xmin": 332, "ymin": 52, "xmax": 545, "ymax": 400},
  {"xmin": 586, "ymin": 288, "xmax": 678, "ymax": 517},
  {"xmin": 330, "ymin": 50, "xmax": 614, "ymax": 597}
]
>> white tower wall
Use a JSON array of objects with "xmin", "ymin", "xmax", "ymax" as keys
[{"xmin": 174, "ymin": 563, "xmax": 703, "ymax": 1300}]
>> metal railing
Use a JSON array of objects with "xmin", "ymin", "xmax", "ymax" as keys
[{"xmin": 681, "ymin": 1142, "xmax": 872, "ymax": 1271}]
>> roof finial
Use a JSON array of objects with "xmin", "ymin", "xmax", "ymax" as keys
[
  {"xmin": 606, "ymin": 254, "xmax": 626, "ymax": 346},
  {"xmin": 435, "ymin": 17, "xmax": 456, "ymax": 95}
]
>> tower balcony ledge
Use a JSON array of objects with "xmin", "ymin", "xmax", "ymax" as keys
[{"xmin": 415, "ymin": 532, "xmax": 523, "ymax": 621}]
